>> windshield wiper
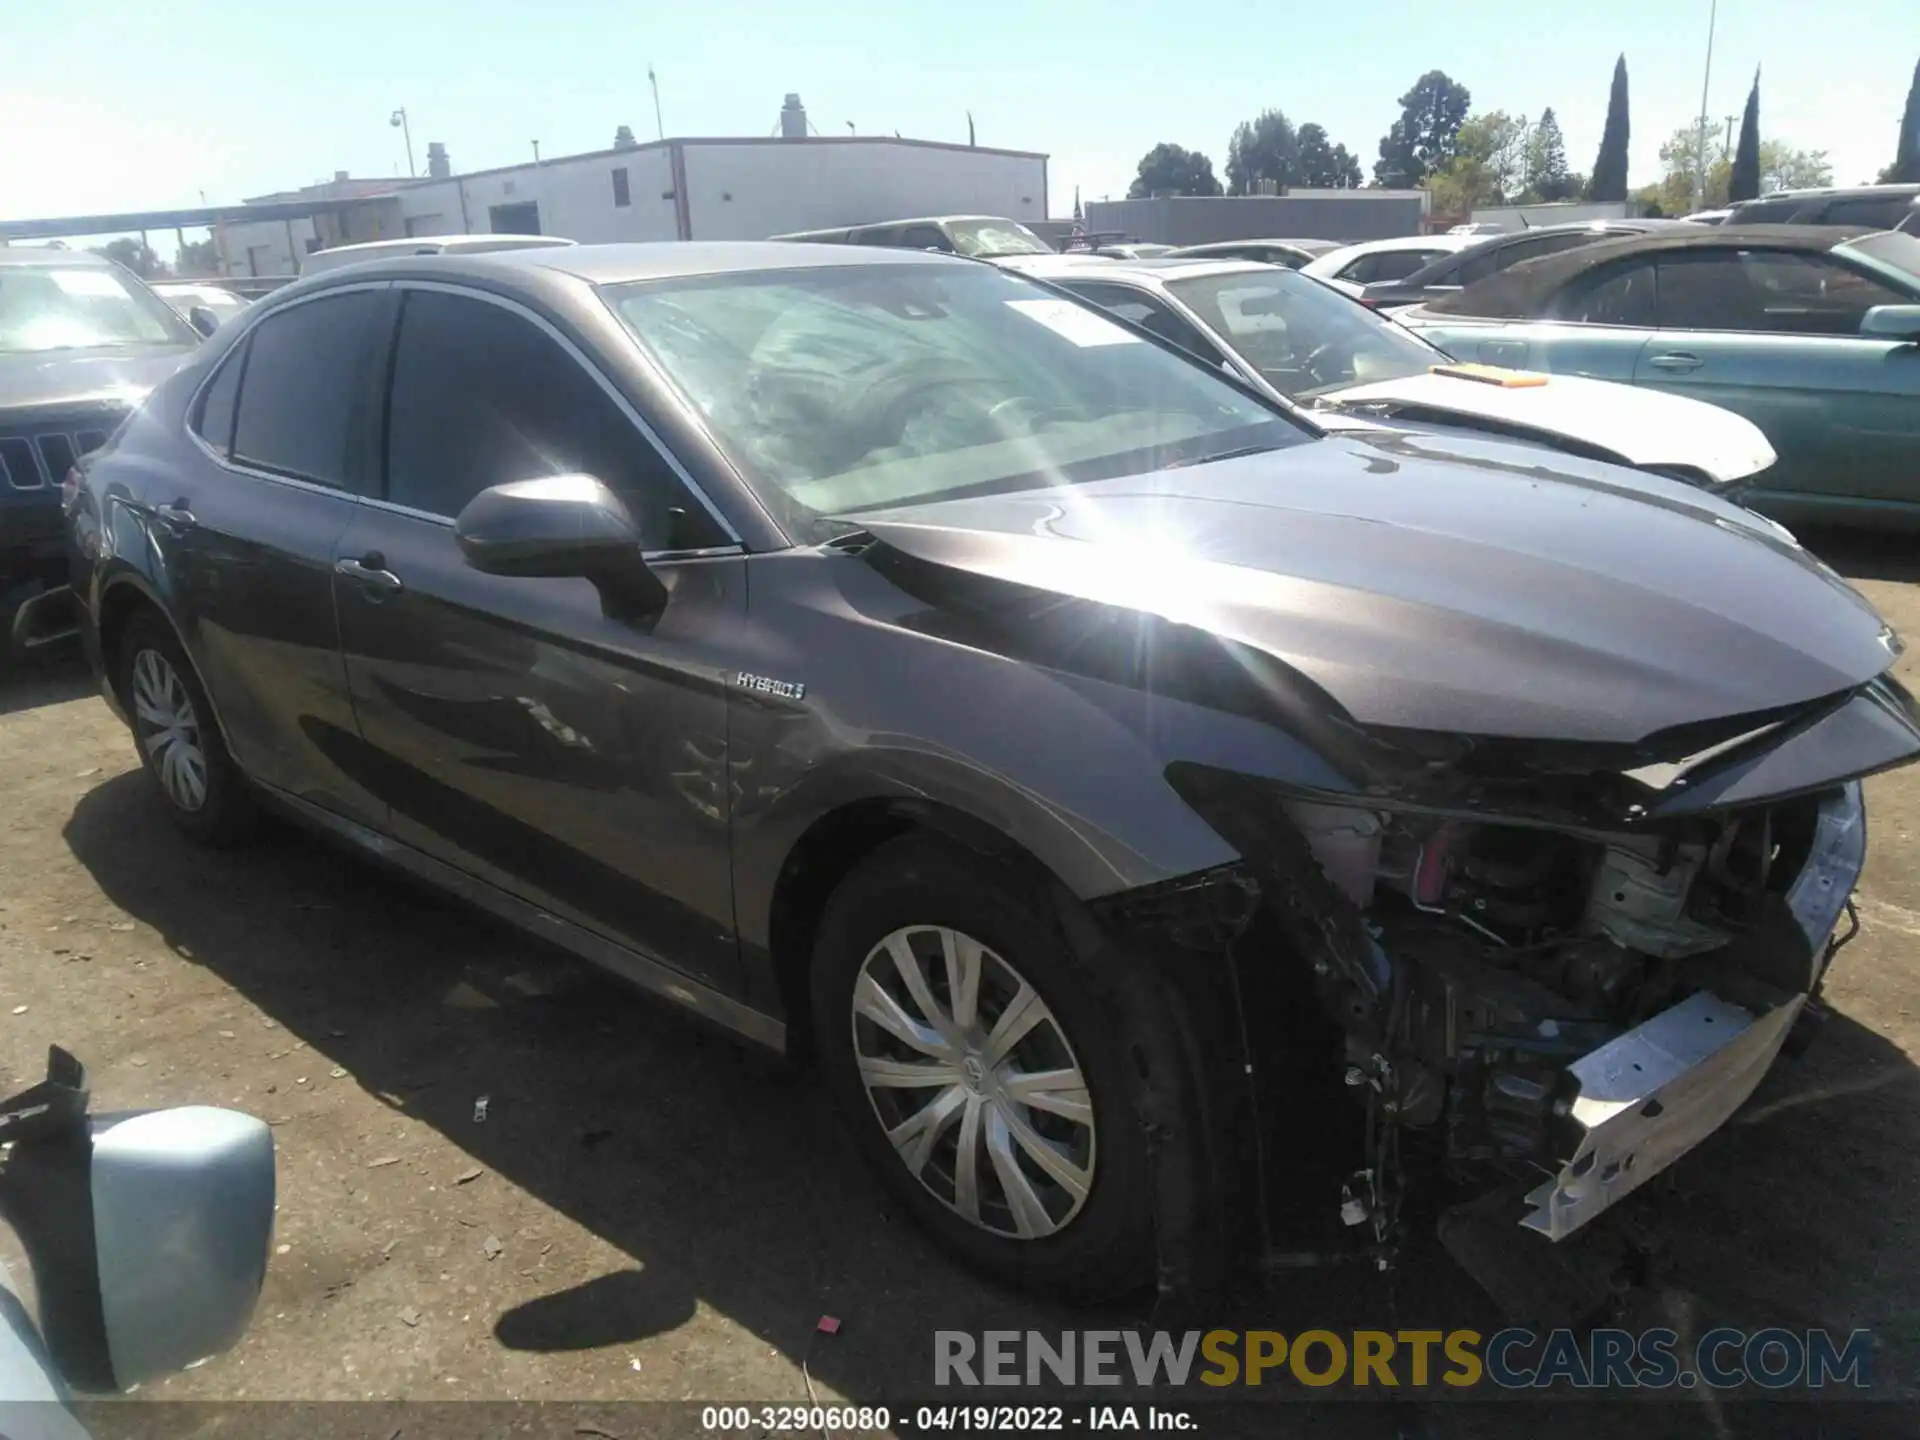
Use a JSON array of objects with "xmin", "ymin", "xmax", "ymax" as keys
[{"xmin": 1162, "ymin": 443, "xmax": 1289, "ymax": 471}]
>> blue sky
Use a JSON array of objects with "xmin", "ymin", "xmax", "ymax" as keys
[{"xmin": 1, "ymin": 0, "xmax": 1909, "ymax": 227}]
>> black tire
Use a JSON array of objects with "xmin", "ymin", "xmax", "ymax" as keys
[
  {"xmin": 116, "ymin": 613, "xmax": 254, "ymax": 845},
  {"xmin": 810, "ymin": 833, "xmax": 1164, "ymax": 1302}
]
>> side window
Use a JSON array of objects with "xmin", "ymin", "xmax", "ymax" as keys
[
  {"xmin": 853, "ymin": 227, "xmax": 903, "ymax": 248},
  {"xmin": 1459, "ymin": 231, "xmax": 1610, "ymax": 287},
  {"xmin": 1337, "ymin": 254, "xmax": 1380, "ymax": 284},
  {"xmin": 897, "ymin": 225, "xmax": 955, "ymax": 252},
  {"xmin": 1556, "ymin": 260, "xmax": 1658, "ymax": 326},
  {"xmin": 231, "ymin": 291, "xmax": 382, "ymax": 488},
  {"xmin": 1821, "ymin": 196, "xmax": 1908, "ymax": 229},
  {"xmin": 1064, "ymin": 283, "xmax": 1227, "ymax": 365},
  {"xmin": 1729, "ymin": 199, "xmax": 1801, "ymax": 224},
  {"xmin": 1655, "ymin": 250, "xmax": 1908, "ymax": 334},
  {"xmin": 190, "ymin": 339, "xmax": 246, "ymax": 458},
  {"xmin": 1363, "ymin": 249, "xmax": 1444, "ymax": 283},
  {"xmin": 383, "ymin": 289, "xmax": 723, "ymax": 549}
]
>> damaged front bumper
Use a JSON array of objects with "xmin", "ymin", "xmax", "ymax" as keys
[{"xmin": 1520, "ymin": 780, "xmax": 1863, "ymax": 1241}]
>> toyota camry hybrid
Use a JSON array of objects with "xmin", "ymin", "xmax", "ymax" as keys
[{"xmin": 64, "ymin": 241, "xmax": 1920, "ymax": 1304}]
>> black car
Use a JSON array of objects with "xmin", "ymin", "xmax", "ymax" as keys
[
  {"xmin": 1726, "ymin": 183, "xmax": 1920, "ymax": 231},
  {"xmin": 1355, "ymin": 220, "xmax": 1687, "ymax": 311},
  {"xmin": 1, "ymin": 247, "xmax": 201, "ymax": 663},
  {"xmin": 67, "ymin": 241, "xmax": 1916, "ymax": 1303}
]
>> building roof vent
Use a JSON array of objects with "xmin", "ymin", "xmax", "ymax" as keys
[
  {"xmin": 426, "ymin": 142, "xmax": 451, "ymax": 179},
  {"xmin": 614, "ymin": 125, "xmax": 638, "ymax": 150},
  {"xmin": 780, "ymin": 93, "xmax": 809, "ymax": 140}
]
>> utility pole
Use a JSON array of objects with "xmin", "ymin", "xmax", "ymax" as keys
[
  {"xmin": 390, "ymin": 108, "xmax": 416, "ymax": 177},
  {"xmin": 531, "ymin": 140, "xmax": 541, "ymax": 164},
  {"xmin": 648, "ymin": 67, "xmax": 665, "ymax": 140},
  {"xmin": 1694, "ymin": 0, "xmax": 1719, "ymax": 210}
]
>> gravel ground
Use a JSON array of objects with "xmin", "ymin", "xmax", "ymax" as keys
[{"xmin": 4, "ymin": 529, "xmax": 1920, "ymax": 1437}]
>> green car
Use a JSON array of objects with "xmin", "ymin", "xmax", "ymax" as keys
[{"xmin": 1395, "ymin": 224, "xmax": 1920, "ymax": 525}]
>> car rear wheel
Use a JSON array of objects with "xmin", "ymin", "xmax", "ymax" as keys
[
  {"xmin": 117, "ymin": 615, "xmax": 253, "ymax": 845},
  {"xmin": 811, "ymin": 834, "xmax": 1158, "ymax": 1301}
]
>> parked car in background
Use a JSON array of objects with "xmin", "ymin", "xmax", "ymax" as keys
[
  {"xmin": 1015, "ymin": 254, "xmax": 1775, "ymax": 489},
  {"xmin": 67, "ymin": 238, "xmax": 1912, "ymax": 1306},
  {"xmin": 1300, "ymin": 234, "xmax": 1476, "ymax": 295},
  {"xmin": 1355, "ymin": 220, "xmax": 1688, "ymax": 312},
  {"xmin": 1396, "ymin": 224, "xmax": 1920, "ymax": 524},
  {"xmin": 769, "ymin": 215, "xmax": 1056, "ymax": 259},
  {"xmin": 1725, "ymin": 183, "xmax": 1920, "ymax": 231},
  {"xmin": 152, "ymin": 281, "xmax": 252, "ymax": 333},
  {"xmin": 301, "ymin": 233, "xmax": 577, "ymax": 276},
  {"xmin": 1164, "ymin": 238, "xmax": 1340, "ymax": 269},
  {"xmin": 2, "ymin": 246, "xmax": 200, "ymax": 665},
  {"xmin": 1091, "ymin": 242, "xmax": 1174, "ymax": 259}
]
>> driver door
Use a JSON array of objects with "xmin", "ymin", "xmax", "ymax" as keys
[{"xmin": 331, "ymin": 283, "xmax": 747, "ymax": 992}]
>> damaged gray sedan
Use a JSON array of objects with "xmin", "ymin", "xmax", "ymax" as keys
[{"xmin": 70, "ymin": 241, "xmax": 1919, "ymax": 1305}]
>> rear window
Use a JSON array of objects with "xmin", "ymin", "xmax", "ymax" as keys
[{"xmin": 1728, "ymin": 199, "xmax": 1806, "ymax": 224}]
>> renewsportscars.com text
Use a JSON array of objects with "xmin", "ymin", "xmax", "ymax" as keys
[{"xmin": 934, "ymin": 1328, "xmax": 1874, "ymax": 1391}]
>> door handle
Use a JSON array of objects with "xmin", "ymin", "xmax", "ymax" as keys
[
  {"xmin": 152, "ymin": 498, "xmax": 197, "ymax": 532},
  {"xmin": 334, "ymin": 554, "xmax": 404, "ymax": 596},
  {"xmin": 1645, "ymin": 351, "xmax": 1704, "ymax": 373}
]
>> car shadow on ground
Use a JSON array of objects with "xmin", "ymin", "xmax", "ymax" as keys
[
  {"xmin": 1798, "ymin": 527, "xmax": 1920, "ymax": 586},
  {"xmin": 57, "ymin": 771, "xmax": 1920, "ymax": 1430},
  {"xmin": 0, "ymin": 648, "xmax": 94, "ymax": 717}
]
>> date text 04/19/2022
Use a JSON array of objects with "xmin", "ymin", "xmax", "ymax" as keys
[{"xmin": 699, "ymin": 1406, "xmax": 1196, "ymax": 1432}]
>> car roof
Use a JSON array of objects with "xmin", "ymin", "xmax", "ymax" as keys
[
  {"xmin": 1011, "ymin": 255, "xmax": 1269, "ymax": 287},
  {"xmin": 1736, "ymin": 182, "xmax": 1920, "ymax": 202},
  {"xmin": 0, "ymin": 245, "xmax": 112, "ymax": 269},
  {"xmin": 1425, "ymin": 222, "xmax": 1875, "ymax": 317},
  {"xmin": 1171, "ymin": 238, "xmax": 1339, "ymax": 252},
  {"xmin": 301, "ymin": 240, "xmax": 972, "ymax": 289}
]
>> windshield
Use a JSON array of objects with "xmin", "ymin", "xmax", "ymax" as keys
[
  {"xmin": 0, "ymin": 266, "xmax": 196, "ymax": 353},
  {"xmin": 1846, "ymin": 230, "xmax": 1920, "ymax": 286},
  {"xmin": 1165, "ymin": 270, "xmax": 1442, "ymax": 399},
  {"xmin": 946, "ymin": 219, "xmax": 1053, "ymax": 258},
  {"xmin": 605, "ymin": 264, "xmax": 1308, "ymax": 538}
]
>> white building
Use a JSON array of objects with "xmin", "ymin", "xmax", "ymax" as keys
[{"xmin": 215, "ymin": 95, "xmax": 1049, "ymax": 277}]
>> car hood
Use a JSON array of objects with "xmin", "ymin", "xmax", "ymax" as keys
[
  {"xmin": 1317, "ymin": 368, "xmax": 1777, "ymax": 483},
  {"xmin": 846, "ymin": 430, "xmax": 1896, "ymax": 744},
  {"xmin": 0, "ymin": 346, "xmax": 196, "ymax": 414}
]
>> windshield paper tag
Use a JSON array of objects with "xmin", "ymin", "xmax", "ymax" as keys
[{"xmin": 1004, "ymin": 298, "xmax": 1140, "ymax": 348}]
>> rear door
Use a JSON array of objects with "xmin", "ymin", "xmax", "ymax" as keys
[
  {"xmin": 1630, "ymin": 246, "xmax": 1920, "ymax": 505},
  {"xmin": 1419, "ymin": 256, "xmax": 1658, "ymax": 381},
  {"xmin": 162, "ymin": 285, "xmax": 393, "ymax": 826},
  {"xmin": 331, "ymin": 283, "xmax": 747, "ymax": 992}
]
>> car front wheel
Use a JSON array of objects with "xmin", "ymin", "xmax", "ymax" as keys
[{"xmin": 811, "ymin": 834, "xmax": 1159, "ymax": 1301}]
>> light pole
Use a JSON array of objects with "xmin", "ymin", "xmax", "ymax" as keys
[
  {"xmin": 390, "ymin": 108, "xmax": 416, "ymax": 178},
  {"xmin": 1694, "ymin": 0, "xmax": 1719, "ymax": 210}
]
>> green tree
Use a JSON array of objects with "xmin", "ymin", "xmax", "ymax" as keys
[
  {"xmin": 89, "ymin": 238, "xmax": 167, "ymax": 279},
  {"xmin": 1884, "ymin": 58, "xmax": 1920, "ymax": 182},
  {"xmin": 1372, "ymin": 71, "xmax": 1472, "ymax": 188},
  {"xmin": 1428, "ymin": 112, "xmax": 1531, "ymax": 214},
  {"xmin": 1588, "ymin": 55, "xmax": 1632, "ymax": 201},
  {"xmin": 1764, "ymin": 142, "xmax": 1832, "ymax": 192},
  {"xmin": 1226, "ymin": 109, "xmax": 1300, "ymax": 194},
  {"xmin": 175, "ymin": 238, "xmax": 220, "ymax": 275},
  {"xmin": 1295, "ymin": 123, "xmax": 1363, "ymax": 188},
  {"xmin": 1522, "ymin": 108, "xmax": 1577, "ymax": 201},
  {"xmin": 1729, "ymin": 70, "xmax": 1762, "ymax": 203},
  {"xmin": 1128, "ymin": 143, "xmax": 1223, "ymax": 199}
]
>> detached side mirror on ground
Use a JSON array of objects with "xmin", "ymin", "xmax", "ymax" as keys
[
  {"xmin": 1860, "ymin": 304, "xmax": 1920, "ymax": 342},
  {"xmin": 454, "ymin": 473, "xmax": 667, "ymax": 619},
  {"xmin": 0, "ymin": 1046, "xmax": 275, "ymax": 1395},
  {"xmin": 185, "ymin": 305, "xmax": 220, "ymax": 339}
]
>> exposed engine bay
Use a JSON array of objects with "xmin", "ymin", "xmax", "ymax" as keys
[{"xmin": 1151, "ymin": 765, "xmax": 1866, "ymax": 1258}]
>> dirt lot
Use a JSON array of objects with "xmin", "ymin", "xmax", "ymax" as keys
[{"xmin": 6, "ymin": 529, "xmax": 1920, "ymax": 1434}]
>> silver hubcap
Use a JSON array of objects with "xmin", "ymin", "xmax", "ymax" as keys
[
  {"xmin": 851, "ymin": 925, "xmax": 1096, "ymax": 1240},
  {"xmin": 131, "ymin": 648, "xmax": 208, "ymax": 812}
]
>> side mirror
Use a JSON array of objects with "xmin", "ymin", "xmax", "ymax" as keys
[
  {"xmin": 1, "ymin": 1048, "xmax": 275, "ymax": 1393},
  {"xmin": 186, "ymin": 305, "xmax": 220, "ymax": 339},
  {"xmin": 1861, "ymin": 304, "xmax": 1920, "ymax": 342},
  {"xmin": 454, "ymin": 473, "xmax": 667, "ymax": 618}
]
